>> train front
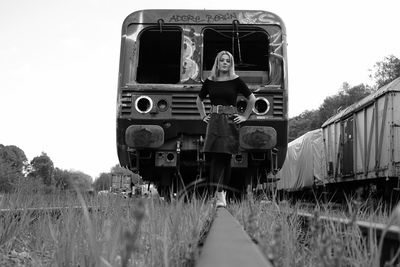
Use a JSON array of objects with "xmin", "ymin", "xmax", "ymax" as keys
[{"xmin": 116, "ymin": 10, "xmax": 288, "ymax": 193}]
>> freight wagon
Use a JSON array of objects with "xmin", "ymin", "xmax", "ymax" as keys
[
  {"xmin": 278, "ymin": 77, "xmax": 400, "ymax": 199},
  {"xmin": 322, "ymin": 77, "xmax": 400, "ymax": 194},
  {"xmin": 111, "ymin": 173, "xmax": 133, "ymax": 196}
]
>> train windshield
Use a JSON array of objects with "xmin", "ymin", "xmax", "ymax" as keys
[
  {"xmin": 202, "ymin": 26, "xmax": 270, "ymax": 84},
  {"xmin": 136, "ymin": 27, "xmax": 182, "ymax": 84}
]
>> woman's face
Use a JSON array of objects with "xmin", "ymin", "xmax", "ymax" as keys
[{"xmin": 218, "ymin": 54, "xmax": 231, "ymax": 72}]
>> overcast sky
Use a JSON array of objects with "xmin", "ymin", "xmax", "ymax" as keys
[{"xmin": 1, "ymin": 0, "xmax": 399, "ymax": 180}]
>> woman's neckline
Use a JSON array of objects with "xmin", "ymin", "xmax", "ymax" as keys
[{"xmin": 208, "ymin": 76, "xmax": 239, "ymax": 82}]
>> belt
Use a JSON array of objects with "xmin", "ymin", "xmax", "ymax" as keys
[{"xmin": 210, "ymin": 105, "xmax": 236, "ymax": 114}]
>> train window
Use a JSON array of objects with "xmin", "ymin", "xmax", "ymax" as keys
[
  {"xmin": 202, "ymin": 26, "xmax": 269, "ymax": 84},
  {"xmin": 136, "ymin": 27, "xmax": 182, "ymax": 84}
]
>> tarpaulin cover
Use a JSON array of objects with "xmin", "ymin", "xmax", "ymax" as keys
[{"xmin": 277, "ymin": 129, "xmax": 327, "ymax": 191}]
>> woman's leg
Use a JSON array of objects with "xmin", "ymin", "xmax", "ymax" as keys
[{"xmin": 210, "ymin": 153, "xmax": 232, "ymax": 193}]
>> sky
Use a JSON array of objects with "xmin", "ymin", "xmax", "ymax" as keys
[{"xmin": 1, "ymin": 0, "xmax": 399, "ymax": 180}]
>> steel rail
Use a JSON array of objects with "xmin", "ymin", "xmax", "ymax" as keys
[
  {"xmin": 0, "ymin": 206, "xmax": 106, "ymax": 213},
  {"xmin": 195, "ymin": 207, "xmax": 273, "ymax": 267},
  {"xmin": 297, "ymin": 211, "xmax": 400, "ymax": 267},
  {"xmin": 0, "ymin": 205, "xmax": 110, "ymax": 221}
]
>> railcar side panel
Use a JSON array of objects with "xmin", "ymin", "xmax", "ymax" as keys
[
  {"xmin": 279, "ymin": 78, "xmax": 400, "ymax": 195},
  {"xmin": 322, "ymin": 78, "xmax": 400, "ymax": 184},
  {"xmin": 334, "ymin": 122, "xmax": 341, "ymax": 178},
  {"xmin": 391, "ymin": 93, "xmax": 400, "ymax": 177},
  {"xmin": 374, "ymin": 94, "xmax": 391, "ymax": 178}
]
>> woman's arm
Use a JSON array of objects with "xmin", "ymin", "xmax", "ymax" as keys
[
  {"xmin": 234, "ymin": 93, "xmax": 256, "ymax": 124},
  {"xmin": 196, "ymin": 96, "xmax": 210, "ymax": 123},
  {"xmin": 242, "ymin": 93, "xmax": 256, "ymax": 119}
]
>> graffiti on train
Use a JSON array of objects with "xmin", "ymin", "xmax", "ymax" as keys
[
  {"xmin": 167, "ymin": 11, "xmax": 278, "ymax": 24},
  {"xmin": 168, "ymin": 13, "xmax": 237, "ymax": 23}
]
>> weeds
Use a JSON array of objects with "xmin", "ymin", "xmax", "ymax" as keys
[
  {"xmin": 229, "ymin": 192, "xmax": 398, "ymax": 267},
  {"xmin": 0, "ymin": 186, "xmax": 212, "ymax": 266},
  {"xmin": 3, "ymin": 183, "xmax": 400, "ymax": 266}
]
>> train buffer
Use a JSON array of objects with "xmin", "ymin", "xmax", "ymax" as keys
[{"xmin": 196, "ymin": 208, "xmax": 273, "ymax": 267}]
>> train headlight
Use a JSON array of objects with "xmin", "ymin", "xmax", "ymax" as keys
[
  {"xmin": 252, "ymin": 97, "xmax": 270, "ymax": 115},
  {"xmin": 135, "ymin": 96, "xmax": 153, "ymax": 114},
  {"xmin": 157, "ymin": 99, "xmax": 169, "ymax": 112}
]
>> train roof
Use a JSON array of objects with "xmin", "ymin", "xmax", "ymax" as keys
[
  {"xmin": 122, "ymin": 9, "xmax": 285, "ymax": 28},
  {"xmin": 322, "ymin": 77, "xmax": 400, "ymax": 127}
]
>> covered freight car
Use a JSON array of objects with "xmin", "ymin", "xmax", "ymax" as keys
[
  {"xmin": 278, "ymin": 77, "xmax": 400, "ymax": 198},
  {"xmin": 322, "ymin": 77, "xmax": 400, "ymax": 188},
  {"xmin": 276, "ymin": 129, "xmax": 327, "ymax": 191}
]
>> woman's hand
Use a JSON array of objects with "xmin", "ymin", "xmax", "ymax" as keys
[
  {"xmin": 233, "ymin": 114, "xmax": 248, "ymax": 124},
  {"xmin": 202, "ymin": 114, "xmax": 210, "ymax": 124}
]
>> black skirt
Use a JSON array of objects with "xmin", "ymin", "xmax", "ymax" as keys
[{"xmin": 203, "ymin": 113, "xmax": 239, "ymax": 155}]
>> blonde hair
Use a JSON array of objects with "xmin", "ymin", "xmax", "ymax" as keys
[{"xmin": 209, "ymin": 51, "xmax": 238, "ymax": 81}]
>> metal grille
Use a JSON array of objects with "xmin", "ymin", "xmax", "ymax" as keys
[
  {"xmin": 120, "ymin": 92, "xmax": 132, "ymax": 116},
  {"xmin": 172, "ymin": 94, "xmax": 211, "ymax": 117},
  {"xmin": 273, "ymin": 94, "xmax": 284, "ymax": 117},
  {"xmin": 118, "ymin": 90, "xmax": 284, "ymax": 118}
]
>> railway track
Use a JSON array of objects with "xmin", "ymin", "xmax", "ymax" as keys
[
  {"xmin": 296, "ymin": 211, "xmax": 400, "ymax": 267},
  {"xmin": 195, "ymin": 207, "xmax": 274, "ymax": 267},
  {"xmin": 0, "ymin": 205, "xmax": 106, "ymax": 221},
  {"xmin": 196, "ymin": 207, "xmax": 400, "ymax": 266},
  {"xmin": 2, "ymin": 203, "xmax": 400, "ymax": 266},
  {"xmin": 0, "ymin": 204, "xmax": 274, "ymax": 266}
]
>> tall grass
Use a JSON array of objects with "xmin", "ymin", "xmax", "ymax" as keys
[
  {"xmin": 229, "ymin": 193, "xmax": 398, "ymax": 267},
  {"xmin": 4, "ymin": 182, "xmax": 400, "ymax": 266},
  {"xmin": 0, "ymin": 186, "xmax": 213, "ymax": 266}
]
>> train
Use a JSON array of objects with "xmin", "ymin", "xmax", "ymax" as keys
[
  {"xmin": 116, "ymin": 9, "xmax": 289, "ymax": 196},
  {"xmin": 277, "ymin": 77, "xmax": 400, "ymax": 201},
  {"xmin": 110, "ymin": 173, "xmax": 134, "ymax": 196}
]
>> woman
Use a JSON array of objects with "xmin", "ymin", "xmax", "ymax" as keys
[{"xmin": 196, "ymin": 51, "xmax": 256, "ymax": 207}]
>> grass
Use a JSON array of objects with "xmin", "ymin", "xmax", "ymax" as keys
[
  {"xmin": 229, "ymin": 192, "xmax": 400, "ymax": 267},
  {"xmin": 3, "ymin": 184, "xmax": 400, "ymax": 266},
  {"xmin": 0, "ymin": 188, "xmax": 213, "ymax": 266}
]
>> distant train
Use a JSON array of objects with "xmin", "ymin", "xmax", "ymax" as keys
[
  {"xmin": 110, "ymin": 173, "xmax": 134, "ymax": 195},
  {"xmin": 277, "ymin": 77, "xmax": 400, "ymax": 200},
  {"xmin": 116, "ymin": 9, "xmax": 289, "ymax": 195}
]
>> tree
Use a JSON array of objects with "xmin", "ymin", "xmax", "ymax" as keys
[
  {"xmin": 288, "ymin": 110, "xmax": 320, "ymax": 141},
  {"xmin": 288, "ymin": 55, "xmax": 399, "ymax": 141},
  {"xmin": 53, "ymin": 167, "xmax": 71, "ymax": 190},
  {"xmin": 344, "ymin": 84, "xmax": 373, "ymax": 105},
  {"xmin": 0, "ymin": 145, "xmax": 28, "ymax": 192},
  {"xmin": 289, "ymin": 83, "xmax": 372, "ymax": 141},
  {"xmin": 51, "ymin": 168, "xmax": 93, "ymax": 192},
  {"xmin": 67, "ymin": 170, "xmax": 93, "ymax": 192},
  {"xmin": 93, "ymin": 172, "xmax": 112, "ymax": 191},
  {"xmin": 369, "ymin": 55, "xmax": 400, "ymax": 88},
  {"xmin": 318, "ymin": 83, "xmax": 372, "ymax": 125},
  {"xmin": 29, "ymin": 152, "xmax": 54, "ymax": 186}
]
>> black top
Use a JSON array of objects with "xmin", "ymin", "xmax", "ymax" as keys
[{"xmin": 198, "ymin": 77, "xmax": 252, "ymax": 106}]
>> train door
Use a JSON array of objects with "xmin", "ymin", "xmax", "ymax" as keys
[{"xmin": 341, "ymin": 117, "xmax": 354, "ymax": 176}]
